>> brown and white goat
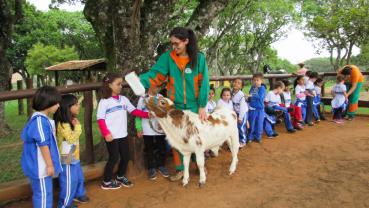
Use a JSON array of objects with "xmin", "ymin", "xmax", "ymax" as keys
[{"xmin": 144, "ymin": 96, "xmax": 239, "ymax": 187}]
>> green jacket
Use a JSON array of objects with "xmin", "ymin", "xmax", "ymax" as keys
[{"xmin": 140, "ymin": 50, "xmax": 210, "ymax": 111}]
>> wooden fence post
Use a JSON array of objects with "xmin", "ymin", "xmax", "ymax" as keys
[
  {"xmin": 17, "ymin": 80, "xmax": 24, "ymax": 115},
  {"xmin": 26, "ymin": 78, "xmax": 33, "ymax": 118},
  {"xmin": 83, "ymin": 90, "xmax": 94, "ymax": 164}
]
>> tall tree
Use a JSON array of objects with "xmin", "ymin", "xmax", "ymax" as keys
[
  {"xmin": 0, "ymin": 0, "xmax": 23, "ymax": 136},
  {"xmin": 203, "ymin": 0, "xmax": 297, "ymax": 75},
  {"xmin": 301, "ymin": 0, "xmax": 369, "ymax": 71}
]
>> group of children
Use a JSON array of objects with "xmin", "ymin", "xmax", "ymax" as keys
[
  {"xmin": 20, "ymin": 71, "xmax": 348, "ymax": 208},
  {"xmin": 207, "ymin": 71, "xmax": 348, "ymax": 148},
  {"xmin": 21, "ymin": 87, "xmax": 89, "ymax": 208}
]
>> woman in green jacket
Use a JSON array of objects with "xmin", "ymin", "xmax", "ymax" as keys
[{"xmin": 140, "ymin": 27, "xmax": 210, "ymax": 181}]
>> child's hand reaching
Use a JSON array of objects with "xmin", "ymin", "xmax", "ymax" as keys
[
  {"xmin": 238, "ymin": 119, "xmax": 243, "ymax": 124},
  {"xmin": 46, "ymin": 165, "xmax": 55, "ymax": 177},
  {"xmin": 247, "ymin": 121, "xmax": 250, "ymax": 129},
  {"xmin": 105, "ymin": 134, "xmax": 113, "ymax": 142},
  {"xmin": 137, "ymin": 131, "xmax": 143, "ymax": 139}
]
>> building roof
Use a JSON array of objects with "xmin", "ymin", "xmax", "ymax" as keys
[{"xmin": 45, "ymin": 59, "xmax": 106, "ymax": 71}]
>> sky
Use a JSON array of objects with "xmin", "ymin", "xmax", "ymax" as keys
[{"xmin": 27, "ymin": 0, "xmax": 360, "ymax": 64}]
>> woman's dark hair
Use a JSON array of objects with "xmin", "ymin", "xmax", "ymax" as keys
[
  {"xmin": 341, "ymin": 66, "xmax": 352, "ymax": 75},
  {"xmin": 294, "ymin": 75, "xmax": 304, "ymax": 90},
  {"xmin": 100, "ymin": 73, "xmax": 122, "ymax": 99},
  {"xmin": 314, "ymin": 78, "xmax": 323, "ymax": 85},
  {"xmin": 273, "ymin": 81, "xmax": 285, "ymax": 90},
  {"xmin": 220, "ymin": 87, "xmax": 231, "ymax": 98},
  {"xmin": 169, "ymin": 27, "xmax": 198, "ymax": 69},
  {"xmin": 32, "ymin": 86, "xmax": 61, "ymax": 111},
  {"xmin": 54, "ymin": 94, "xmax": 78, "ymax": 131}
]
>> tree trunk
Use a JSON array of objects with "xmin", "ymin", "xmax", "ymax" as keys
[
  {"xmin": 0, "ymin": 0, "xmax": 22, "ymax": 136},
  {"xmin": 83, "ymin": 0, "xmax": 228, "ymax": 172},
  {"xmin": 346, "ymin": 41, "xmax": 355, "ymax": 65}
]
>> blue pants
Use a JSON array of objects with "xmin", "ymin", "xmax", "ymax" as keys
[
  {"xmin": 264, "ymin": 113, "xmax": 276, "ymax": 137},
  {"xmin": 58, "ymin": 163, "xmax": 86, "ymax": 208},
  {"xmin": 238, "ymin": 112, "xmax": 248, "ymax": 144},
  {"xmin": 29, "ymin": 176, "xmax": 53, "ymax": 208},
  {"xmin": 272, "ymin": 105, "xmax": 294, "ymax": 131},
  {"xmin": 313, "ymin": 104, "xmax": 320, "ymax": 120},
  {"xmin": 248, "ymin": 109, "xmax": 264, "ymax": 142}
]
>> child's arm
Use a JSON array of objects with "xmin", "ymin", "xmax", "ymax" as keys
[
  {"xmin": 135, "ymin": 117, "xmax": 143, "ymax": 139},
  {"xmin": 39, "ymin": 146, "xmax": 54, "ymax": 176}
]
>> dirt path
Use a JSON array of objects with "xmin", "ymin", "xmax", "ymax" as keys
[{"xmin": 6, "ymin": 117, "xmax": 369, "ymax": 208}]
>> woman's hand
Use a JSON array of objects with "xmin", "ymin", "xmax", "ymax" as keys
[
  {"xmin": 198, "ymin": 107, "xmax": 207, "ymax": 121},
  {"xmin": 105, "ymin": 134, "xmax": 113, "ymax": 142}
]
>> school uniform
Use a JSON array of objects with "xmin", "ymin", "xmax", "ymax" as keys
[
  {"xmin": 305, "ymin": 80, "xmax": 315, "ymax": 124},
  {"xmin": 282, "ymin": 91, "xmax": 303, "ymax": 128},
  {"xmin": 217, "ymin": 99, "xmax": 234, "ymax": 111},
  {"xmin": 331, "ymin": 83, "xmax": 347, "ymax": 120},
  {"xmin": 232, "ymin": 90, "xmax": 249, "ymax": 144},
  {"xmin": 135, "ymin": 95, "xmax": 167, "ymax": 170},
  {"xmin": 97, "ymin": 95, "xmax": 137, "ymax": 182},
  {"xmin": 295, "ymin": 85, "xmax": 307, "ymax": 121},
  {"xmin": 247, "ymin": 85, "xmax": 266, "ymax": 142},
  {"xmin": 21, "ymin": 112, "xmax": 62, "ymax": 208},
  {"xmin": 205, "ymin": 100, "xmax": 217, "ymax": 114},
  {"xmin": 313, "ymin": 85, "xmax": 322, "ymax": 120},
  {"xmin": 265, "ymin": 91, "xmax": 294, "ymax": 131},
  {"xmin": 57, "ymin": 122, "xmax": 86, "ymax": 208}
]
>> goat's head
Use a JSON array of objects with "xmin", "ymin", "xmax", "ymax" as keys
[{"xmin": 144, "ymin": 95, "xmax": 175, "ymax": 118}]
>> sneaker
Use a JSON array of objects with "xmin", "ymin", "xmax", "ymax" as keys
[
  {"xmin": 288, "ymin": 129, "xmax": 296, "ymax": 133},
  {"xmin": 116, "ymin": 176, "xmax": 134, "ymax": 188},
  {"xmin": 308, "ymin": 122, "xmax": 314, "ymax": 126},
  {"xmin": 267, "ymin": 133, "xmax": 278, "ymax": 139},
  {"xmin": 74, "ymin": 196, "xmax": 90, "ymax": 204},
  {"xmin": 148, "ymin": 168, "xmax": 157, "ymax": 180},
  {"xmin": 316, "ymin": 119, "xmax": 321, "ymax": 122},
  {"xmin": 239, "ymin": 142, "xmax": 246, "ymax": 148},
  {"xmin": 101, "ymin": 180, "xmax": 121, "ymax": 190},
  {"xmin": 295, "ymin": 126, "xmax": 303, "ymax": 130},
  {"xmin": 169, "ymin": 171, "xmax": 183, "ymax": 182},
  {"xmin": 158, "ymin": 166, "xmax": 170, "ymax": 178}
]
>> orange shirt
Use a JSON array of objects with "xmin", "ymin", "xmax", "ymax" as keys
[
  {"xmin": 339, "ymin": 65, "xmax": 364, "ymax": 83},
  {"xmin": 170, "ymin": 50, "xmax": 189, "ymax": 71}
]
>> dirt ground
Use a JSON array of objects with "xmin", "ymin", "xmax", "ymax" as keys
[{"xmin": 6, "ymin": 116, "xmax": 369, "ymax": 208}]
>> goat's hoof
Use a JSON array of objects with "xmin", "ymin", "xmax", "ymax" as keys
[
  {"xmin": 199, "ymin": 182, "xmax": 206, "ymax": 188},
  {"xmin": 229, "ymin": 171, "xmax": 235, "ymax": 175},
  {"xmin": 182, "ymin": 182, "xmax": 189, "ymax": 187}
]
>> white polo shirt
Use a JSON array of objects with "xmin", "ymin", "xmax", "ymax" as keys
[
  {"xmin": 282, "ymin": 91, "xmax": 292, "ymax": 108},
  {"xmin": 217, "ymin": 99, "xmax": 234, "ymax": 111},
  {"xmin": 205, "ymin": 100, "xmax": 217, "ymax": 113},
  {"xmin": 136, "ymin": 95, "xmax": 164, "ymax": 136},
  {"xmin": 265, "ymin": 91, "xmax": 281, "ymax": 107},
  {"xmin": 295, "ymin": 85, "xmax": 306, "ymax": 101},
  {"xmin": 97, "ymin": 95, "xmax": 136, "ymax": 139}
]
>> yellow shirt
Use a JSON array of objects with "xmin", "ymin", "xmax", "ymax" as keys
[{"xmin": 57, "ymin": 122, "xmax": 82, "ymax": 164}]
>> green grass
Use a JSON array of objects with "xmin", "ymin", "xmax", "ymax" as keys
[{"xmin": 0, "ymin": 99, "xmax": 102, "ymax": 183}]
